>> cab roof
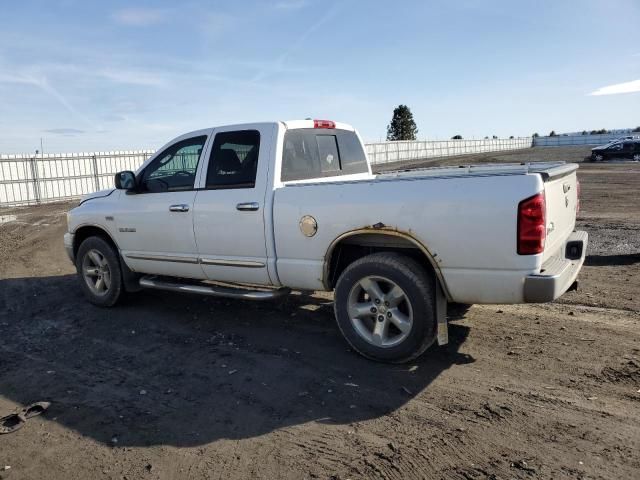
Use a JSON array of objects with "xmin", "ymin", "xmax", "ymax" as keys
[
  {"xmin": 283, "ymin": 120, "xmax": 355, "ymax": 131},
  {"xmin": 171, "ymin": 120, "xmax": 356, "ymax": 146}
]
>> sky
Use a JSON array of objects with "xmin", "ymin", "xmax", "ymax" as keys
[{"xmin": 0, "ymin": 0, "xmax": 638, "ymax": 154}]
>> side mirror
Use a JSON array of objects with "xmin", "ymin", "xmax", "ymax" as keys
[{"xmin": 115, "ymin": 171, "xmax": 137, "ymax": 190}]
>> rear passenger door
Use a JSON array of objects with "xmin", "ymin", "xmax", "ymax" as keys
[
  {"xmin": 621, "ymin": 142, "xmax": 634, "ymax": 159},
  {"xmin": 193, "ymin": 125, "xmax": 275, "ymax": 285}
]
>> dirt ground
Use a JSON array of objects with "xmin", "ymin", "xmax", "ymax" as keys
[{"xmin": 0, "ymin": 146, "xmax": 638, "ymax": 480}]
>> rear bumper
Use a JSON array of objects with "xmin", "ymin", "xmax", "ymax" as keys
[
  {"xmin": 524, "ymin": 230, "xmax": 588, "ymax": 303},
  {"xmin": 63, "ymin": 232, "xmax": 75, "ymax": 263}
]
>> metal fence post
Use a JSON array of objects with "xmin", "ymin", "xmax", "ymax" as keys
[
  {"xmin": 29, "ymin": 155, "xmax": 41, "ymax": 204},
  {"xmin": 91, "ymin": 154, "xmax": 100, "ymax": 191}
]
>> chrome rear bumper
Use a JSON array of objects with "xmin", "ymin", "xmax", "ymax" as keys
[{"xmin": 524, "ymin": 230, "xmax": 588, "ymax": 303}]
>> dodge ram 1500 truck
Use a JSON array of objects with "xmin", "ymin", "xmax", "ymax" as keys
[{"xmin": 64, "ymin": 119, "xmax": 587, "ymax": 362}]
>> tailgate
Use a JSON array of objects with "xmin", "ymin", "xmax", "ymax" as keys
[{"xmin": 541, "ymin": 165, "xmax": 579, "ymax": 262}]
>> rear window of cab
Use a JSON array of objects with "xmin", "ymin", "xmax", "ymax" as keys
[{"xmin": 281, "ymin": 129, "xmax": 368, "ymax": 182}]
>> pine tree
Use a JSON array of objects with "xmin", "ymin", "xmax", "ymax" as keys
[{"xmin": 386, "ymin": 105, "xmax": 418, "ymax": 141}]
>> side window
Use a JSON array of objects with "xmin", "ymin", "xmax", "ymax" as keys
[
  {"xmin": 206, "ymin": 130, "xmax": 260, "ymax": 189},
  {"xmin": 140, "ymin": 136, "xmax": 207, "ymax": 193}
]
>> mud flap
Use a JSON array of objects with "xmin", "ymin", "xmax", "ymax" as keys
[
  {"xmin": 436, "ymin": 280, "xmax": 448, "ymax": 346},
  {"xmin": 120, "ymin": 254, "xmax": 142, "ymax": 292}
]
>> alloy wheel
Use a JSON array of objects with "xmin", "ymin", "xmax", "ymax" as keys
[
  {"xmin": 347, "ymin": 275, "xmax": 414, "ymax": 348},
  {"xmin": 82, "ymin": 249, "xmax": 112, "ymax": 296}
]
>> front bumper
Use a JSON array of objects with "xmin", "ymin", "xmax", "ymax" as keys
[
  {"xmin": 63, "ymin": 232, "xmax": 75, "ymax": 263},
  {"xmin": 524, "ymin": 230, "xmax": 588, "ymax": 303}
]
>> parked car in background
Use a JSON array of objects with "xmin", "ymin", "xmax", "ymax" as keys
[
  {"xmin": 610, "ymin": 135, "xmax": 639, "ymax": 142},
  {"xmin": 591, "ymin": 140, "xmax": 640, "ymax": 161}
]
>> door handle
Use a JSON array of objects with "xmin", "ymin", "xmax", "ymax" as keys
[
  {"xmin": 169, "ymin": 204, "xmax": 190, "ymax": 212},
  {"xmin": 236, "ymin": 202, "xmax": 260, "ymax": 211}
]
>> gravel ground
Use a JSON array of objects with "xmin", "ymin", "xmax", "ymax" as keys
[{"xmin": 0, "ymin": 146, "xmax": 638, "ymax": 480}]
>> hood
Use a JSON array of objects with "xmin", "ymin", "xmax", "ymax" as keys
[{"xmin": 79, "ymin": 188, "xmax": 116, "ymax": 205}]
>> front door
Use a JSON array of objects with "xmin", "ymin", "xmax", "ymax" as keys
[
  {"xmin": 608, "ymin": 142, "xmax": 624, "ymax": 159},
  {"xmin": 114, "ymin": 134, "xmax": 210, "ymax": 279},
  {"xmin": 193, "ymin": 125, "xmax": 274, "ymax": 285}
]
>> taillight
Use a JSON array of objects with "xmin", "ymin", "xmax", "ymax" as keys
[
  {"xmin": 576, "ymin": 180, "xmax": 580, "ymax": 213},
  {"xmin": 517, "ymin": 192, "xmax": 546, "ymax": 255},
  {"xmin": 314, "ymin": 119, "xmax": 336, "ymax": 129}
]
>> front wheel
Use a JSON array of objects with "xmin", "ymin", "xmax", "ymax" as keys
[
  {"xmin": 334, "ymin": 252, "xmax": 436, "ymax": 363},
  {"xmin": 76, "ymin": 236, "xmax": 123, "ymax": 307},
  {"xmin": 633, "ymin": 153, "xmax": 640, "ymax": 162}
]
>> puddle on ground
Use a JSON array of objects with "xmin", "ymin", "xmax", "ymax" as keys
[{"xmin": 0, "ymin": 215, "xmax": 17, "ymax": 224}]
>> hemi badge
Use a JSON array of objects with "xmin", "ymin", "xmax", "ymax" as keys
[
  {"xmin": 105, "ymin": 216, "xmax": 114, "ymax": 221},
  {"xmin": 119, "ymin": 227, "xmax": 136, "ymax": 233}
]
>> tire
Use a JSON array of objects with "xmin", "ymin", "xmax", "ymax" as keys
[
  {"xmin": 75, "ymin": 236, "xmax": 123, "ymax": 307},
  {"xmin": 333, "ymin": 252, "xmax": 437, "ymax": 363}
]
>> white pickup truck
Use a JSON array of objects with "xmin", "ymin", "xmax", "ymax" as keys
[{"xmin": 64, "ymin": 119, "xmax": 587, "ymax": 362}]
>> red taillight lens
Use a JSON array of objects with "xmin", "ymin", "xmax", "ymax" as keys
[
  {"xmin": 517, "ymin": 192, "xmax": 546, "ymax": 255},
  {"xmin": 313, "ymin": 119, "xmax": 336, "ymax": 129}
]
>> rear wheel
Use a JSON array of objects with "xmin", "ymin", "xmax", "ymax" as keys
[
  {"xmin": 334, "ymin": 252, "xmax": 436, "ymax": 363},
  {"xmin": 633, "ymin": 153, "xmax": 640, "ymax": 162},
  {"xmin": 76, "ymin": 236, "xmax": 123, "ymax": 307}
]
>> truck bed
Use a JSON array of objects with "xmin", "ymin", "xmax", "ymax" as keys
[
  {"xmin": 377, "ymin": 161, "xmax": 574, "ymax": 181},
  {"xmin": 273, "ymin": 161, "xmax": 581, "ymax": 304}
]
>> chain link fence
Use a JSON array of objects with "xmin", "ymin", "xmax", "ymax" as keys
[{"xmin": 1, "ymin": 137, "xmax": 532, "ymax": 207}]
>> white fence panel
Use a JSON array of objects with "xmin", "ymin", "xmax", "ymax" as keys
[
  {"xmin": 1, "ymin": 138, "xmax": 533, "ymax": 206},
  {"xmin": 365, "ymin": 137, "xmax": 532, "ymax": 165},
  {"xmin": 0, "ymin": 150, "xmax": 154, "ymax": 206},
  {"xmin": 533, "ymin": 133, "xmax": 637, "ymax": 147}
]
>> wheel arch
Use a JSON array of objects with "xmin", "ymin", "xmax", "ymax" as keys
[
  {"xmin": 72, "ymin": 224, "xmax": 120, "ymax": 258},
  {"xmin": 323, "ymin": 228, "xmax": 451, "ymax": 300},
  {"xmin": 73, "ymin": 224, "xmax": 141, "ymax": 292}
]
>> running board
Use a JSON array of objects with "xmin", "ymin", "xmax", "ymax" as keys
[{"xmin": 139, "ymin": 276, "xmax": 291, "ymax": 301}]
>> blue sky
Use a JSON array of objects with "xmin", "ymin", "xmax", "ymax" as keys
[{"xmin": 0, "ymin": 0, "xmax": 638, "ymax": 153}]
